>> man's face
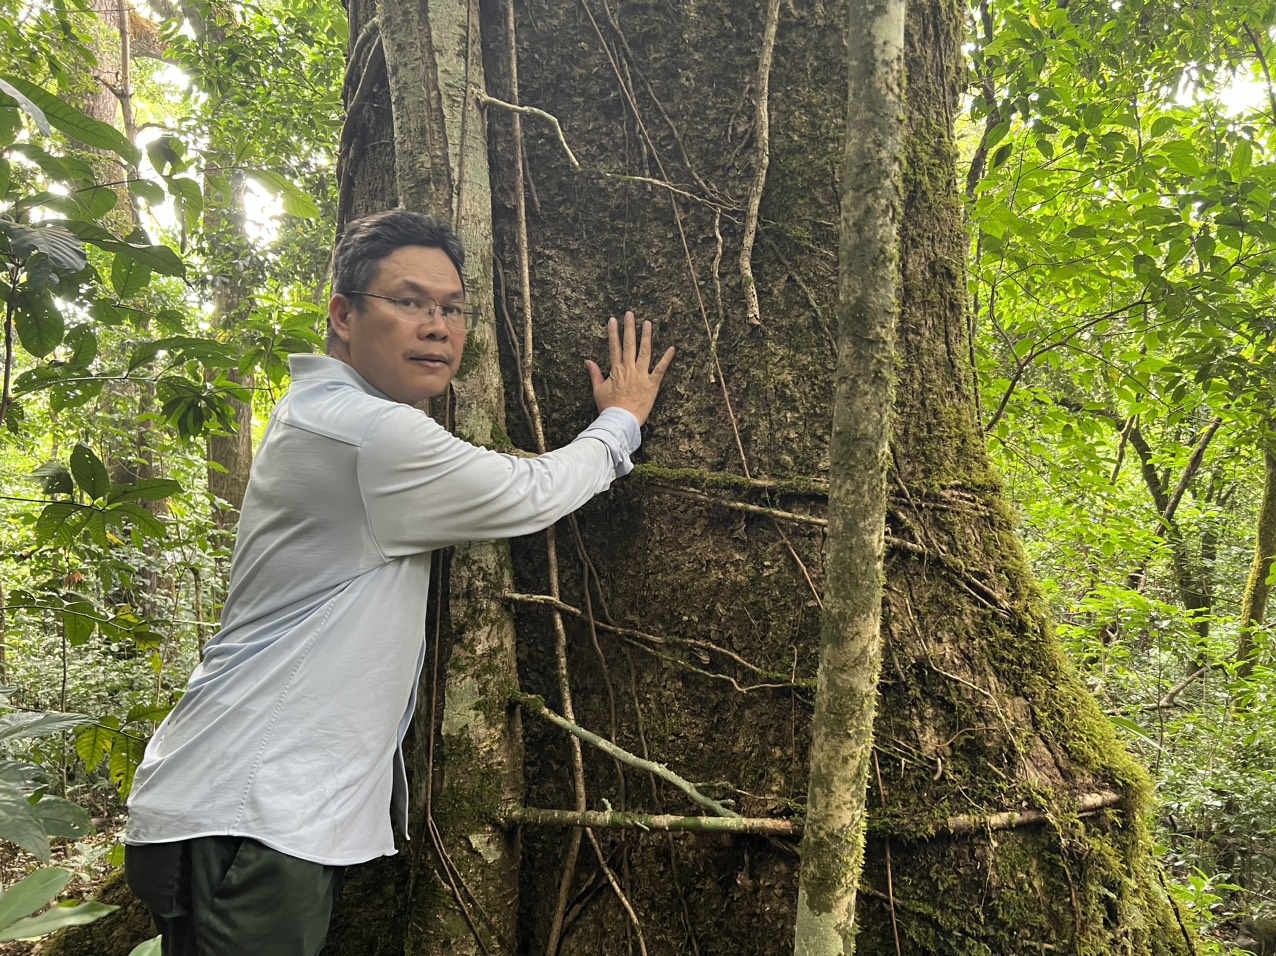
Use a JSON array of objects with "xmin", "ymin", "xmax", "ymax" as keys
[{"xmin": 328, "ymin": 245, "xmax": 466, "ymax": 404}]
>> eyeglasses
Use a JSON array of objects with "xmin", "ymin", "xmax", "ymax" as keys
[{"xmin": 344, "ymin": 291, "xmax": 480, "ymax": 331}]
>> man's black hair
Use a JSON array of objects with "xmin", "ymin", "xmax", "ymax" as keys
[{"xmin": 328, "ymin": 210, "xmax": 465, "ymax": 348}]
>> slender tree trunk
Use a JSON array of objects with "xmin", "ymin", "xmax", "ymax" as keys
[
  {"xmin": 329, "ymin": 1, "xmax": 523, "ymax": 952},
  {"xmin": 1237, "ymin": 445, "xmax": 1276, "ymax": 678},
  {"xmin": 793, "ymin": 0, "xmax": 904, "ymax": 952}
]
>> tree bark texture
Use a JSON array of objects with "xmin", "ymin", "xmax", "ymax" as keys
[
  {"xmin": 322, "ymin": 0, "xmax": 1197, "ymax": 953},
  {"xmin": 793, "ymin": 0, "xmax": 905, "ymax": 953}
]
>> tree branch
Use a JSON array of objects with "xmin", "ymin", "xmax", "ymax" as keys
[{"xmin": 512, "ymin": 692, "xmax": 741, "ymax": 819}]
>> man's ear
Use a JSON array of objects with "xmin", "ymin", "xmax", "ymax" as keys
[{"xmin": 328, "ymin": 293, "xmax": 354, "ymax": 343}]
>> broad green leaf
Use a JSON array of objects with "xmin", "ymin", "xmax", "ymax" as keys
[
  {"xmin": 129, "ymin": 937, "xmax": 163, "ymax": 956},
  {"xmin": 73, "ymin": 185, "xmax": 120, "ymax": 221},
  {"xmin": 108, "ymin": 502, "xmax": 167, "ymax": 539},
  {"xmin": 110, "ymin": 253, "xmax": 152, "ymax": 298},
  {"xmin": 0, "ymin": 78, "xmax": 51, "ymax": 134},
  {"xmin": 74, "ymin": 722, "xmax": 116, "ymax": 770},
  {"xmin": 34, "ymin": 502, "xmax": 88, "ymax": 545},
  {"xmin": 0, "ymin": 711, "xmax": 90, "ymax": 744},
  {"xmin": 109, "ymin": 736, "xmax": 146, "ymax": 795},
  {"xmin": 0, "ymin": 76, "xmax": 137, "ymax": 161},
  {"xmin": 30, "ymin": 462, "xmax": 72, "ymax": 496},
  {"xmin": 129, "ymin": 179, "xmax": 165, "ymax": 207},
  {"xmin": 61, "ymin": 601, "xmax": 96, "ymax": 646},
  {"xmin": 246, "ymin": 169, "xmax": 320, "ymax": 218},
  {"xmin": 70, "ymin": 443, "xmax": 110, "ymax": 500},
  {"xmin": 14, "ymin": 291, "xmax": 64, "ymax": 357},
  {"xmin": 0, "ymin": 222, "xmax": 87, "ymax": 274},
  {"xmin": 0, "ymin": 868, "xmax": 70, "ymax": 927},
  {"xmin": 106, "ymin": 478, "xmax": 183, "ymax": 504},
  {"xmin": 63, "ymin": 326, "xmax": 98, "ymax": 369},
  {"xmin": 61, "ymin": 222, "xmax": 185, "ymax": 277},
  {"xmin": 0, "ymin": 901, "xmax": 118, "ymax": 941},
  {"xmin": 0, "ymin": 761, "xmax": 45, "ymax": 793},
  {"xmin": 0, "ymin": 790, "xmax": 52, "ymax": 862},
  {"xmin": 30, "ymin": 796, "xmax": 91, "ymax": 840},
  {"xmin": 125, "ymin": 703, "xmax": 172, "ymax": 725},
  {"xmin": 146, "ymin": 136, "xmax": 183, "ymax": 175}
]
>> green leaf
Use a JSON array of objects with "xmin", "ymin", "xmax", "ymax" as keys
[
  {"xmin": 124, "ymin": 703, "xmax": 172, "ymax": 725},
  {"xmin": 30, "ymin": 462, "xmax": 73, "ymax": 496},
  {"xmin": 63, "ymin": 326, "xmax": 98, "ymax": 369},
  {"xmin": 0, "ymin": 790, "xmax": 52, "ymax": 862},
  {"xmin": 128, "ymin": 179, "xmax": 165, "ymax": 207},
  {"xmin": 107, "ymin": 502, "xmax": 167, "ymax": 539},
  {"xmin": 108, "ymin": 736, "xmax": 146, "ymax": 795},
  {"xmin": 0, "ymin": 77, "xmax": 51, "ymax": 135},
  {"xmin": 106, "ymin": 478, "xmax": 183, "ymax": 504},
  {"xmin": 34, "ymin": 502, "xmax": 88, "ymax": 545},
  {"xmin": 14, "ymin": 291, "xmax": 65, "ymax": 358},
  {"xmin": 246, "ymin": 169, "xmax": 320, "ymax": 218},
  {"xmin": 0, "ymin": 761, "xmax": 45, "ymax": 793},
  {"xmin": 61, "ymin": 601, "xmax": 96, "ymax": 647},
  {"xmin": 61, "ymin": 222, "xmax": 185, "ymax": 277},
  {"xmin": 0, "ymin": 868, "xmax": 70, "ymax": 927},
  {"xmin": 110, "ymin": 253, "xmax": 152, "ymax": 298},
  {"xmin": 0, "ymin": 901, "xmax": 118, "ymax": 941},
  {"xmin": 146, "ymin": 136, "xmax": 183, "ymax": 175},
  {"xmin": 70, "ymin": 443, "xmax": 110, "ymax": 500},
  {"xmin": 0, "ymin": 712, "xmax": 90, "ymax": 744},
  {"xmin": 30, "ymin": 796, "xmax": 91, "ymax": 840},
  {"xmin": 74, "ymin": 722, "xmax": 116, "ymax": 771},
  {"xmin": 0, "ymin": 75, "xmax": 137, "ymax": 161},
  {"xmin": 0, "ymin": 222, "xmax": 87, "ymax": 274},
  {"xmin": 129, "ymin": 937, "xmax": 163, "ymax": 956}
]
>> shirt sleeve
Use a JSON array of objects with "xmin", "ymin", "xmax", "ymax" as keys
[{"xmin": 359, "ymin": 405, "xmax": 642, "ymax": 557}]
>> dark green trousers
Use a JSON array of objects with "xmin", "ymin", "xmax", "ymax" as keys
[{"xmin": 125, "ymin": 837, "xmax": 341, "ymax": 956}]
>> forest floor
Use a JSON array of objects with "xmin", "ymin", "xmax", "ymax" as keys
[{"xmin": 0, "ymin": 816, "xmax": 125, "ymax": 955}]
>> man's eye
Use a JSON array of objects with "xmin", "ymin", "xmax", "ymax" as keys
[
  {"xmin": 441, "ymin": 304, "xmax": 464, "ymax": 318},
  {"xmin": 398, "ymin": 297, "xmax": 423, "ymax": 310}
]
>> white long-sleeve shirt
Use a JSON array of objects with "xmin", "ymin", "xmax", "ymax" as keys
[{"xmin": 125, "ymin": 354, "xmax": 640, "ymax": 866}]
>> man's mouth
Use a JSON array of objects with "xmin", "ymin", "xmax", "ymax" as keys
[{"xmin": 408, "ymin": 354, "xmax": 450, "ymax": 369}]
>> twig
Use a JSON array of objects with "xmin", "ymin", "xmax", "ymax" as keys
[
  {"xmin": 739, "ymin": 0, "xmax": 781, "ymax": 326},
  {"xmin": 630, "ymin": 464, "xmax": 828, "ymax": 497},
  {"xmin": 585, "ymin": 829, "xmax": 648, "ymax": 956},
  {"xmin": 513, "ymin": 692, "xmax": 741, "ymax": 819},
  {"xmin": 505, "ymin": 807, "xmax": 798, "ymax": 836},
  {"xmin": 645, "ymin": 481, "xmax": 827, "ymax": 527},
  {"xmin": 1154, "ymin": 665, "xmax": 1208, "ymax": 710},
  {"xmin": 475, "ymin": 91, "xmax": 580, "ymax": 170},
  {"xmin": 502, "ymin": 591, "xmax": 787, "ymax": 681},
  {"xmin": 913, "ymin": 790, "xmax": 1124, "ymax": 837}
]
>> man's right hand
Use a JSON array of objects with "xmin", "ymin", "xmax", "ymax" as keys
[{"xmin": 585, "ymin": 311, "xmax": 676, "ymax": 426}]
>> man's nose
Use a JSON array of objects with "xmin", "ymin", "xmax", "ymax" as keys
[{"xmin": 417, "ymin": 308, "xmax": 450, "ymax": 337}]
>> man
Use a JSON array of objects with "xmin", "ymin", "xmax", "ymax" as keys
[{"xmin": 124, "ymin": 209, "xmax": 675, "ymax": 955}]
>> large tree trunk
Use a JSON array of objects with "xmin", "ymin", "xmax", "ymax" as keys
[{"xmin": 478, "ymin": 0, "xmax": 1190, "ymax": 952}]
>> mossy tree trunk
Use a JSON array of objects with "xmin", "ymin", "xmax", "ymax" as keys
[
  {"xmin": 793, "ymin": 0, "xmax": 904, "ymax": 951},
  {"xmin": 320, "ymin": 0, "xmax": 1201, "ymax": 953}
]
